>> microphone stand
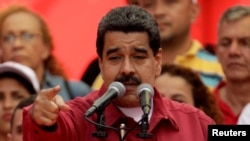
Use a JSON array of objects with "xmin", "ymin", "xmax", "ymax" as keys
[
  {"xmin": 136, "ymin": 114, "xmax": 152, "ymax": 139},
  {"xmin": 92, "ymin": 108, "xmax": 108, "ymax": 138}
]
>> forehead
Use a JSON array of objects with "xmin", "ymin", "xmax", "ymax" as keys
[
  {"xmin": 219, "ymin": 16, "xmax": 250, "ymax": 37},
  {"xmin": 2, "ymin": 11, "xmax": 41, "ymax": 32},
  {"xmin": 0, "ymin": 77, "xmax": 25, "ymax": 89},
  {"xmin": 103, "ymin": 31, "xmax": 150, "ymax": 49}
]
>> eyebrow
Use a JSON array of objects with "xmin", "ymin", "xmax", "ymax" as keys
[
  {"xmin": 106, "ymin": 47, "xmax": 119, "ymax": 56},
  {"xmin": 134, "ymin": 47, "xmax": 148, "ymax": 54},
  {"xmin": 106, "ymin": 46, "xmax": 149, "ymax": 56}
]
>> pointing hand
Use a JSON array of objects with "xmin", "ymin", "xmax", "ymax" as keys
[{"xmin": 30, "ymin": 85, "xmax": 70, "ymax": 126}]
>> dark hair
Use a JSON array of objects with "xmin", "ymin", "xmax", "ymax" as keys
[
  {"xmin": 96, "ymin": 5, "xmax": 160, "ymax": 58},
  {"xmin": 10, "ymin": 95, "xmax": 37, "ymax": 132},
  {"xmin": 0, "ymin": 72, "xmax": 36, "ymax": 94},
  {"xmin": 160, "ymin": 64, "xmax": 223, "ymax": 124}
]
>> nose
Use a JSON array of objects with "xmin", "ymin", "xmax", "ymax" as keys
[
  {"xmin": 3, "ymin": 97, "xmax": 14, "ymax": 110},
  {"xmin": 228, "ymin": 42, "xmax": 241, "ymax": 56},
  {"xmin": 120, "ymin": 58, "xmax": 135, "ymax": 75},
  {"xmin": 12, "ymin": 37, "xmax": 24, "ymax": 48}
]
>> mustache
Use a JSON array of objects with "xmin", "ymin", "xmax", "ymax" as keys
[{"xmin": 115, "ymin": 74, "xmax": 141, "ymax": 84}]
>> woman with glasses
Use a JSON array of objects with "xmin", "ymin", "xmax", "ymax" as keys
[{"xmin": 0, "ymin": 5, "xmax": 92, "ymax": 101}]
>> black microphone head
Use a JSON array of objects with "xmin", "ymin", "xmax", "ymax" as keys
[
  {"xmin": 136, "ymin": 83, "xmax": 154, "ymax": 97},
  {"xmin": 108, "ymin": 81, "xmax": 126, "ymax": 98}
]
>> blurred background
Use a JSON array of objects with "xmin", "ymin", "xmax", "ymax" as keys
[{"xmin": 0, "ymin": 0, "xmax": 249, "ymax": 80}]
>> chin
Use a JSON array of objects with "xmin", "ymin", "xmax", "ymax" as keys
[{"xmin": 114, "ymin": 95, "xmax": 140, "ymax": 108}]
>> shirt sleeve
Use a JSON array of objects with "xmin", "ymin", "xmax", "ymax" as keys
[{"xmin": 22, "ymin": 105, "xmax": 78, "ymax": 141}]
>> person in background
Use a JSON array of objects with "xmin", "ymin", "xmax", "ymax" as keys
[
  {"xmin": 84, "ymin": 0, "xmax": 224, "ymax": 91},
  {"xmin": 155, "ymin": 64, "xmax": 223, "ymax": 124},
  {"xmin": 124, "ymin": 0, "xmax": 224, "ymax": 91},
  {"xmin": 82, "ymin": 0, "xmax": 224, "ymax": 91},
  {"xmin": 0, "ymin": 61, "xmax": 39, "ymax": 141},
  {"xmin": 0, "ymin": 5, "xmax": 91, "ymax": 101},
  {"xmin": 7, "ymin": 95, "xmax": 37, "ymax": 141},
  {"xmin": 23, "ymin": 5, "xmax": 214, "ymax": 141},
  {"xmin": 214, "ymin": 5, "xmax": 250, "ymax": 124}
]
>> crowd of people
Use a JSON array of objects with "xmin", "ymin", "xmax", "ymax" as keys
[{"xmin": 0, "ymin": 0, "xmax": 250, "ymax": 141}]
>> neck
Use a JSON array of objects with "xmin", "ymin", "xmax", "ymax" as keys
[
  {"xmin": 220, "ymin": 80, "xmax": 250, "ymax": 115},
  {"xmin": 161, "ymin": 34, "xmax": 192, "ymax": 64}
]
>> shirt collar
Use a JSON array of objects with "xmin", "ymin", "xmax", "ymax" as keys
[
  {"xmin": 184, "ymin": 40, "xmax": 203, "ymax": 57},
  {"xmin": 98, "ymin": 85, "xmax": 179, "ymax": 131}
]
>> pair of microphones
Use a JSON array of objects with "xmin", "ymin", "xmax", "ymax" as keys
[{"xmin": 84, "ymin": 82, "xmax": 154, "ymax": 117}]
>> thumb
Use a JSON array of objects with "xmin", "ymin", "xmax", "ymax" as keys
[
  {"xmin": 40, "ymin": 85, "xmax": 61, "ymax": 101},
  {"xmin": 54, "ymin": 95, "xmax": 71, "ymax": 112}
]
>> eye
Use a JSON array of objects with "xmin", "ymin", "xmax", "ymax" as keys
[
  {"xmin": 133, "ymin": 55, "xmax": 146, "ymax": 60},
  {"xmin": 239, "ymin": 38, "xmax": 250, "ymax": 48},
  {"xmin": 143, "ymin": 2, "xmax": 153, "ymax": 8},
  {"xmin": 2, "ymin": 34, "xmax": 15, "ymax": 43},
  {"xmin": 21, "ymin": 32, "xmax": 35, "ymax": 41},
  {"xmin": 12, "ymin": 92, "xmax": 26, "ymax": 100},
  {"xmin": 108, "ymin": 55, "xmax": 119, "ymax": 60},
  {"xmin": 139, "ymin": 0, "xmax": 154, "ymax": 8},
  {"xmin": 0, "ymin": 93, "xmax": 4, "ymax": 101},
  {"xmin": 166, "ymin": 0, "xmax": 178, "ymax": 4},
  {"xmin": 218, "ymin": 38, "xmax": 231, "ymax": 48},
  {"xmin": 173, "ymin": 99, "xmax": 185, "ymax": 103}
]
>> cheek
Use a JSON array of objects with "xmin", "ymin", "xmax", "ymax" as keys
[
  {"xmin": 216, "ymin": 50, "xmax": 226, "ymax": 62},
  {"xmin": 101, "ymin": 65, "xmax": 119, "ymax": 81},
  {"xmin": 243, "ymin": 52, "xmax": 250, "ymax": 61},
  {"xmin": 2, "ymin": 48, "xmax": 12, "ymax": 59}
]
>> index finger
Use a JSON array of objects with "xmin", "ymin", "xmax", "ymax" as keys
[{"xmin": 40, "ymin": 85, "xmax": 61, "ymax": 101}]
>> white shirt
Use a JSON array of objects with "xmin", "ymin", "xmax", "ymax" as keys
[{"xmin": 237, "ymin": 103, "xmax": 250, "ymax": 124}]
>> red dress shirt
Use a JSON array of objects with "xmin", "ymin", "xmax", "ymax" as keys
[{"xmin": 23, "ymin": 86, "xmax": 214, "ymax": 141}]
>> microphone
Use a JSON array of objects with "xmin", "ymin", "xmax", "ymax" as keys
[
  {"xmin": 84, "ymin": 81, "xmax": 126, "ymax": 117},
  {"xmin": 136, "ymin": 83, "xmax": 154, "ymax": 115}
]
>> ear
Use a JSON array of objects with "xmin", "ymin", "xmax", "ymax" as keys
[
  {"xmin": 190, "ymin": 3, "xmax": 200, "ymax": 23},
  {"xmin": 155, "ymin": 48, "xmax": 162, "ymax": 77}
]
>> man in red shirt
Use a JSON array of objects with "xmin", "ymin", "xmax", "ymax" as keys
[
  {"xmin": 23, "ymin": 5, "xmax": 214, "ymax": 141},
  {"xmin": 214, "ymin": 5, "xmax": 250, "ymax": 124}
]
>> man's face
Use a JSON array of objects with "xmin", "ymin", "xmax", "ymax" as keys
[
  {"xmin": 1, "ymin": 12, "xmax": 49, "ymax": 70},
  {"xmin": 136, "ymin": 0, "xmax": 197, "ymax": 42},
  {"xmin": 99, "ymin": 31, "xmax": 162, "ymax": 107},
  {"xmin": 0, "ymin": 78, "xmax": 30, "ymax": 135},
  {"xmin": 8, "ymin": 109, "xmax": 23, "ymax": 141},
  {"xmin": 216, "ymin": 16, "xmax": 250, "ymax": 81}
]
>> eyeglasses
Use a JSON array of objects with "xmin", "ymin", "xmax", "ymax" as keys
[{"xmin": 1, "ymin": 32, "xmax": 41, "ymax": 47}]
